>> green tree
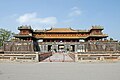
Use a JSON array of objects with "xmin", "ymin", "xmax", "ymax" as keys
[
  {"xmin": 110, "ymin": 38, "xmax": 113, "ymax": 41},
  {"xmin": 0, "ymin": 28, "xmax": 14, "ymax": 47}
]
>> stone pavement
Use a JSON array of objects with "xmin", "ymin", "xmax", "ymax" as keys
[
  {"xmin": 1, "ymin": 62, "xmax": 120, "ymax": 80},
  {"xmin": 42, "ymin": 53, "xmax": 74, "ymax": 62}
]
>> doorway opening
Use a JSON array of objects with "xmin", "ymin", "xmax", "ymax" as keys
[
  {"xmin": 70, "ymin": 45, "xmax": 75, "ymax": 52},
  {"xmin": 58, "ymin": 45, "xmax": 65, "ymax": 52},
  {"xmin": 48, "ymin": 45, "xmax": 52, "ymax": 51}
]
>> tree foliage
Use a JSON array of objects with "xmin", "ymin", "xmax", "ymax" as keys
[
  {"xmin": 110, "ymin": 38, "xmax": 113, "ymax": 41},
  {"xmin": 0, "ymin": 28, "xmax": 14, "ymax": 46}
]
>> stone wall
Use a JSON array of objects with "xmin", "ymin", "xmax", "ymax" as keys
[
  {"xmin": 0, "ymin": 53, "xmax": 39, "ymax": 62},
  {"xmin": 39, "ymin": 41, "xmax": 120, "ymax": 53},
  {"xmin": 74, "ymin": 51, "xmax": 120, "ymax": 62},
  {"xmin": 3, "ymin": 41, "xmax": 34, "ymax": 51},
  {"xmin": 86, "ymin": 41, "xmax": 119, "ymax": 51}
]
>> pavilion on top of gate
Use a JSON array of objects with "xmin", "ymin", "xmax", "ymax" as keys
[{"xmin": 14, "ymin": 25, "xmax": 108, "ymax": 42}]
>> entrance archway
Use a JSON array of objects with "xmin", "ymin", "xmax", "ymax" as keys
[
  {"xmin": 70, "ymin": 45, "xmax": 75, "ymax": 52},
  {"xmin": 48, "ymin": 45, "xmax": 52, "ymax": 51},
  {"xmin": 58, "ymin": 45, "xmax": 65, "ymax": 52}
]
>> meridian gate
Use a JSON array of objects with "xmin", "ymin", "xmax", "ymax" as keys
[
  {"xmin": 14, "ymin": 25, "xmax": 108, "ymax": 53},
  {"xmin": 11, "ymin": 25, "xmax": 120, "ymax": 62},
  {"xmin": 1, "ymin": 25, "xmax": 120, "ymax": 62}
]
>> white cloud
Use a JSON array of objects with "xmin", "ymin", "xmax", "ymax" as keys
[
  {"xmin": 71, "ymin": 7, "xmax": 79, "ymax": 10},
  {"xmin": 16, "ymin": 12, "xmax": 57, "ymax": 29},
  {"xmin": 68, "ymin": 7, "xmax": 81, "ymax": 17},
  {"xmin": 17, "ymin": 12, "xmax": 37, "ymax": 24}
]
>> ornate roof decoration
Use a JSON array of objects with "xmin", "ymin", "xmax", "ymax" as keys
[
  {"xmin": 34, "ymin": 25, "xmax": 104, "ymax": 33},
  {"xmin": 91, "ymin": 25, "xmax": 104, "ymax": 30},
  {"xmin": 45, "ymin": 28, "xmax": 77, "ymax": 33},
  {"xmin": 18, "ymin": 25, "xmax": 33, "ymax": 31}
]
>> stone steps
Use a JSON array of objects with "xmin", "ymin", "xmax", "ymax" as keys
[{"xmin": 41, "ymin": 53, "xmax": 74, "ymax": 62}]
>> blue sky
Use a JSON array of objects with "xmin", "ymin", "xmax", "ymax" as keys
[{"xmin": 0, "ymin": 0, "xmax": 120, "ymax": 40}]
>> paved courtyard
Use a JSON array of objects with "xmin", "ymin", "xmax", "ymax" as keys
[{"xmin": 0, "ymin": 62, "xmax": 120, "ymax": 80}]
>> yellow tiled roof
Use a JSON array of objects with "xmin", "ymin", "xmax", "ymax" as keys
[{"xmin": 46, "ymin": 28, "xmax": 77, "ymax": 32}]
